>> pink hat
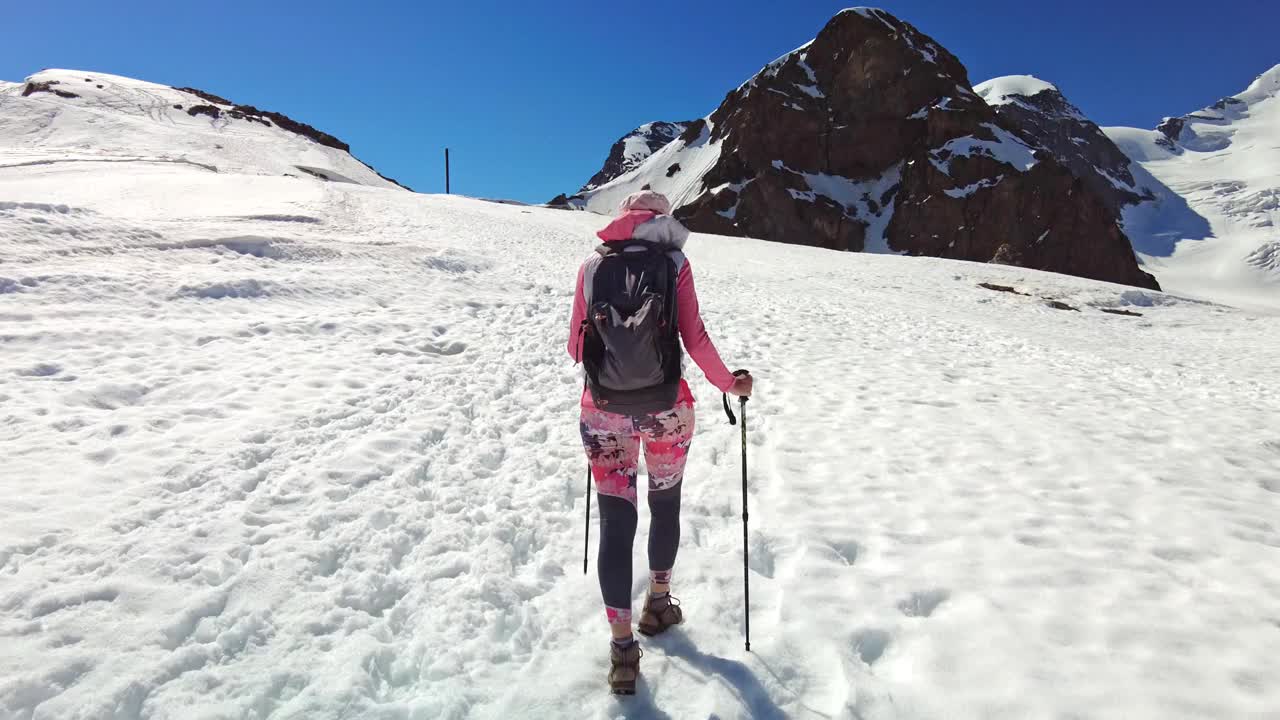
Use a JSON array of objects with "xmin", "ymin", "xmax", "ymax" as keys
[
  {"xmin": 617, "ymin": 190, "xmax": 672, "ymax": 216},
  {"xmin": 596, "ymin": 190, "xmax": 688, "ymax": 246}
]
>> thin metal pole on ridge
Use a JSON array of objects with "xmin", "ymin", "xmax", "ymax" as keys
[{"xmin": 444, "ymin": 148, "xmax": 450, "ymax": 194}]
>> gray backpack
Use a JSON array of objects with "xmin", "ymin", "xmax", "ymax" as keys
[{"xmin": 577, "ymin": 240, "xmax": 683, "ymax": 415}]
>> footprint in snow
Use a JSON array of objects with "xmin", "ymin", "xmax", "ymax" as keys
[
  {"xmin": 897, "ymin": 589, "xmax": 950, "ymax": 618},
  {"xmin": 1151, "ymin": 547, "xmax": 1202, "ymax": 563},
  {"xmin": 15, "ymin": 362, "xmax": 62, "ymax": 377},
  {"xmin": 852, "ymin": 628, "xmax": 891, "ymax": 665},
  {"xmin": 829, "ymin": 539, "xmax": 860, "ymax": 566},
  {"xmin": 748, "ymin": 533, "xmax": 780, "ymax": 578},
  {"xmin": 418, "ymin": 340, "xmax": 467, "ymax": 356}
]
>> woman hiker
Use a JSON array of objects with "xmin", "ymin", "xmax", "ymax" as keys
[{"xmin": 567, "ymin": 190, "xmax": 753, "ymax": 694}]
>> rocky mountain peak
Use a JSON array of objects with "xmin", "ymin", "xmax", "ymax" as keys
[
  {"xmin": 565, "ymin": 9, "xmax": 1158, "ymax": 289},
  {"xmin": 976, "ymin": 75, "xmax": 1149, "ymax": 212}
]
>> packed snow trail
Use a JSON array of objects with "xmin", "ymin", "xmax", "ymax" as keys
[{"xmin": 2, "ymin": 162, "xmax": 1279, "ymax": 719}]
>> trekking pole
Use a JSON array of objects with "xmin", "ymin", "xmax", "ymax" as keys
[
  {"xmin": 723, "ymin": 369, "xmax": 751, "ymax": 652},
  {"xmin": 583, "ymin": 466, "xmax": 592, "ymax": 575}
]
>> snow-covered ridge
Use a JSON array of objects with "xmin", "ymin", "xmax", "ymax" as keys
[
  {"xmin": 1102, "ymin": 63, "xmax": 1280, "ymax": 308},
  {"xmin": 975, "ymin": 75, "xmax": 1089, "ymax": 125},
  {"xmin": 622, "ymin": 122, "xmax": 680, "ymax": 163},
  {"xmin": 974, "ymin": 75, "xmax": 1152, "ymax": 210},
  {"xmin": 0, "ymin": 69, "xmax": 407, "ymax": 191},
  {"xmin": 577, "ymin": 120, "xmax": 692, "ymax": 193},
  {"xmin": 974, "ymin": 75, "xmax": 1059, "ymax": 106},
  {"xmin": 1154, "ymin": 63, "xmax": 1280, "ymax": 153},
  {"xmin": 575, "ymin": 119, "xmax": 722, "ymax": 214},
  {"xmin": 1240, "ymin": 63, "xmax": 1280, "ymax": 102}
]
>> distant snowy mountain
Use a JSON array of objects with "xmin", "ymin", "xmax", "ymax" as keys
[
  {"xmin": 973, "ymin": 74, "xmax": 1214, "ymax": 286},
  {"xmin": 0, "ymin": 69, "xmax": 409, "ymax": 190},
  {"xmin": 975, "ymin": 75, "xmax": 1149, "ymax": 213},
  {"xmin": 1102, "ymin": 65, "xmax": 1280, "ymax": 308},
  {"xmin": 575, "ymin": 121, "xmax": 693, "ymax": 194},
  {"xmin": 560, "ymin": 8, "xmax": 1157, "ymax": 289}
]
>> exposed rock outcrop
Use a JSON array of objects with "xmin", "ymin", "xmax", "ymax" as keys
[
  {"xmin": 22, "ymin": 80, "xmax": 80, "ymax": 99},
  {"xmin": 975, "ymin": 76, "xmax": 1151, "ymax": 213},
  {"xmin": 571, "ymin": 8, "xmax": 1158, "ymax": 289}
]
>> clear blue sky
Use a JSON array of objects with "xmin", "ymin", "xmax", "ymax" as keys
[{"xmin": 4, "ymin": 1, "xmax": 1275, "ymax": 202}]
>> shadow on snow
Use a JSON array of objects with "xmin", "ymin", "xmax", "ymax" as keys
[{"xmin": 614, "ymin": 631, "xmax": 788, "ymax": 720}]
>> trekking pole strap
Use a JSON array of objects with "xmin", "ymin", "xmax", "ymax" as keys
[{"xmin": 722, "ymin": 369, "xmax": 750, "ymax": 425}]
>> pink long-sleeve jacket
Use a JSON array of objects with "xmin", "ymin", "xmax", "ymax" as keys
[{"xmin": 568, "ymin": 208, "xmax": 735, "ymax": 409}]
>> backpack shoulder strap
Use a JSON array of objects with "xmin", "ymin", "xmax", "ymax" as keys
[
  {"xmin": 666, "ymin": 249, "xmax": 687, "ymax": 275},
  {"xmin": 582, "ymin": 252, "xmax": 604, "ymax": 309}
]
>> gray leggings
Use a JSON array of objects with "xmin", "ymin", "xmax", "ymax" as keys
[{"xmin": 597, "ymin": 484, "xmax": 681, "ymax": 620}]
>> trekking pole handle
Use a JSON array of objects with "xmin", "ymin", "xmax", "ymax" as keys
[{"xmin": 723, "ymin": 369, "xmax": 751, "ymax": 425}]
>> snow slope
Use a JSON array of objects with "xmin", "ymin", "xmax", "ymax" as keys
[
  {"xmin": 1103, "ymin": 65, "xmax": 1280, "ymax": 310},
  {"xmin": 574, "ymin": 120, "xmax": 723, "ymax": 215},
  {"xmin": 3, "ymin": 65, "xmax": 1280, "ymax": 718},
  {"xmin": 578, "ymin": 121, "xmax": 692, "ymax": 193},
  {"xmin": 0, "ymin": 70, "xmax": 403, "ymax": 190},
  {"xmin": 3, "ymin": 122, "xmax": 1280, "ymax": 719}
]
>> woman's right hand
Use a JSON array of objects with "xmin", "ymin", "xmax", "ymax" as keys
[{"xmin": 727, "ymin": 372, "xmax": 753, "ymax": 397}]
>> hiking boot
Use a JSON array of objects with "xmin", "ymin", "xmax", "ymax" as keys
[
  {"xmin": 608, "ymin": 640, "xmax": 642, "ymax": 695},
  {"xmin": 637, "ymin": 594, "xmax": 683, "ymax": 637}
]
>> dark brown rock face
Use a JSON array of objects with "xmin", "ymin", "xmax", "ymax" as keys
[
  {"xmin": 186, "ymin": 104, "xmax": 223, "ymax": 119},
  {"xmin": 578, "ymin": 8, "xmax": 1158, "ymax": 289},
  {"xmin": 976, "ymin": 81, "xmax": 1151, "ymax": 214},
  {"xmin": 174, "ymin": 87, "xmax": 234, "ymax": 106},
  {"xmin": 177, "ymin": 86, "xmax": 351, "ymax": 152},
  {"xmin": 890, "ymin": 150, "xmax": 1152, "ymax": 289},
  {"xmin": 1156, "ymin": 116, "xmax": 1186, "ymax": 145},
  {"xmin": 22, "ymin": 81, "xmax": 80, "ymax": 99}
]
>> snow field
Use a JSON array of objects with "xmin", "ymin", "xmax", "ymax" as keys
[
  {"xmin": 1102, "ymin": 66, "xmax": 1280, "ymax": 310},
  {"xmin": 0, "ymin": 70, "xmax": 401, "ymax": 192},
  {"xmin": 1, "ymin": 161, "xmax": 1279, "ymax": 719}
]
